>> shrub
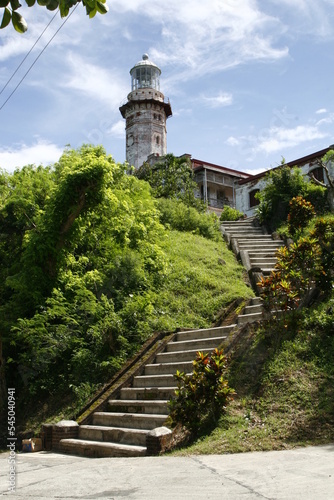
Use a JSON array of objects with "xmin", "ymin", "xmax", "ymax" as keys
[
  {"xmin": 157, "ymin": 198, "xmax": 220, "ymax": 241},
  {"xmin": 168, "ymin": 348, "xmax": 235, "ymax": 434},
  {"xmin": 287, "ymin": 196, "xmax": 315, "ymax": 236},
  {"xmin": 256, "ymin": 165, "xmax": 309, "ymax": 230},
  {"xmin": 220, "ymin": 206, "xmax": 244, "ymax": 222}
]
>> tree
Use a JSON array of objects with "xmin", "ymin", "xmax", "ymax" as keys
[
  {"xmin": 309, "ymin": 149, "xmax": 334, "ymax": 212},
  {"xmin": 135, "ymin": 154, "xmax": 202, "ymax": 209},
  {"xmin": 0, "ymin": 0, "xmax": 108, "ymax": 34},
  {"xmin": 256, "ymin": 161, "xmax": 326, "ymax": 231}
]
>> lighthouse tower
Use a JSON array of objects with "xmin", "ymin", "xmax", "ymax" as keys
[{"xmin": 119, "ymin": 54, "xmax": 172, "ymax": 169}]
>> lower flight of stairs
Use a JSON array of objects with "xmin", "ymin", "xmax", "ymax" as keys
[
  {"xmin": 59, "ymin": 323, "xmax": 237, "ymax": 458},
  {"xmin": 58, "ymin": 218, "xmax": 274, "ymax": 459}
]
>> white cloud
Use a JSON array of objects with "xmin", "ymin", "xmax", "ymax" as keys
[
  {"xmin": 62, "ymin": 53, "xmax": 126, "ymax": 111},
  {"xmin": 109, "ymin": 120, "xmax": 125, "ymax": 139},
  {"xmin": 316, "ymin": 108, "xmax": 328, "ymax": 114},
  {"xmin": 0, "ymin": 140, "xmax": 63, "ymax": 172},
  {"xmin": 268, "ymin": 0, "xmax": 334, "ymax": 37},
  {"xmin": 255, "ymin": 125, "xmax": 328, "ymax": 154},
  {"xmin": 316, "ymin": 113, "xmax": 334, "ymax": 126},
  {"xmin": 201, "ymin": 92, "xmax": 233, "ymax": 108},
  {"xmin": 110, "ymin": 0, "xmax": 289, "ymax": 85},
  {"xmin": 226, "ymin": 136, "xmax": 240, "ymax": 146}
]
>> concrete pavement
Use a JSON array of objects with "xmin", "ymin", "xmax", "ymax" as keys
[{"xmin": 0, "ymin": 444, "xmax": 333, "ymax": 499}]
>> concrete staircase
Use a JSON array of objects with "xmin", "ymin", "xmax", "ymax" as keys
[
  {"xmin": 57, "ymin": 217, "xmax": 276, "ymax": 459},
  {"xmin": 221, "ymin": 218, "xmax": 284, "ymax": 285},
  {"xmin": 59, "ymin": 324, "xmax": 236, "ymax": 458}
]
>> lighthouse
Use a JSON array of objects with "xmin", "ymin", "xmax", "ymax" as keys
[{"xmin": 119, "ymin": 54, "xmax": 172, "ymax": 170}]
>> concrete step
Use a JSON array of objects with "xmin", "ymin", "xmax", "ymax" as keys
[
  {"xmin": 107, "ymin": 399, "xmax": 169, "ymax": 414},
  {"xmin": 250, "ymin": 297, "xmax": 263, "ymax": 306},
  {"xmin": 248, "ymin": 250, "xmax": 281, "ymax": 256},
  {"xmin": 166, "ymin": 336, "xmax": 226, "ymax": 353},
  {"xmin": 120, "ymin": 386, "xmax": 176, "ymax": 401},
  {"xmin": 175, "ymin": 324, "xmax": 236, "ymax": 342},
  {"xmin": 156, "ymin": 349, "xmax": 201, "ymax": 364},
  {"xmin": 237, "ymin": 240, "xmax": 283, "ymax": 246},
  {"xmin": 60, "ymin": 438, "xmax": 146, "ymax": 458},
  {"xmin": 238, "ymin": 245, "xmax": 283, "ymax": 252},
  {"xmin": 92, "ymin": 412, "xmax": 168, "ymax": 430},
  {"xmin": 237, "ymin": 312, "xmax": 263, "ymax": 325},
  {"xmin": 133, "ymin": 374, "xmax": 177, "ymax": 388},
  {"xmin": 226, "ymin": 229, "xmax": 267, "ymax": 234},
  {"xmin": 79, "ymin": 424, "xmax": 148, "ymax": 446},
  {"xmin": 249, "ymin": 257, "xmax": 277, "ymax": 265},
  {"xmin": 243, "ymin": 304, "xmax": 263, "ymax": 315},
  {"xmin": 145, "ymin": 361, "xmax": 193, "ymax": 376}
]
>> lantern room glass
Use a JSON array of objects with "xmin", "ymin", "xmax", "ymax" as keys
[{"xmin": 131, "ymin": 66, "xmax": 160, "ymax": 91}]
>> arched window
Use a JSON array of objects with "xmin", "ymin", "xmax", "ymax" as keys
[
  {"xmin": 310, "ymin": 166, "xmax": 324, "ymax": 183},
  {"xmin": 156, "ymin": 136, "xmax": 160, "ymax": 145},
  {"xmin": 249, "ymin": 189, "xmax": 260, "ymax": 208}
]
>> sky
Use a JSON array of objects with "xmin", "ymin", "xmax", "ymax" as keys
[{"xmin": 1, "ymin": 0, "xmax": 334, "ymax": 174}]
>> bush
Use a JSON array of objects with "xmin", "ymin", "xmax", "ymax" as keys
[
  {"xmin": 157, "ymin": 198, "xmax": 221, "ymax": 241},
  {"xmin": 220, "ymin": 206, "xmax": 244, "ymax": 221},
  {"xmin": 287, "ymin": 196, "xmax": 315, "ymax": 236},
  {"xmin": 256, "ymin": 165, "xmax": 309, "ymax": 230},
  {"xmin": 168, "ymin": 348, "xmax": 235, "ymax": 435}
]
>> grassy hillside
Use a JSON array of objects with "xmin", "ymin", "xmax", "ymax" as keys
[
  {"xmin": 10, "ymin": 226, "xmax": 253, "ymax": 439},
  {"xmin": 170, "ymin": 208, "xmax": 334, "ymax": 455}
]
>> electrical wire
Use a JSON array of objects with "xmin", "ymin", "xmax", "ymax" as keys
[
  {"xmin": 0, "ymin": 3, "xmax": 79, "ymax": 112},
  {"xmin": 0, "ymin": 9, "xmax": 59, "ymax": 97}
]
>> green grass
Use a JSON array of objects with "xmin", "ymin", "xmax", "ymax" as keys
[
  {"xmin": 170, "ymin": 293, "xmax": 334, "ymax": 455},
  {"xmin": 10, "ymin": 229, "xmax": 253, "ymax": 441},
  {"xmin": 147, "ymin": 229, "xmax": 253, "ymax": 332}
]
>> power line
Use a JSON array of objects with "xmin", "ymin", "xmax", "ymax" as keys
[
  {"xmin": 0, "ymin": 9, "xmax": 59, "ymax": 98},
  {"xmin": 0, "ymin": 4, "xmax": 79, "ymax": 112}
]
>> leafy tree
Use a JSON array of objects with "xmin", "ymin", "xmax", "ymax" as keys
[
  {"xmin": 309, "ymin": 149, "xmax": 334, "ymax": 212},
  {"xmin": 135, "ymin": 154, "xmax": 203, "ymax": 209},
  {"xmin": 256, "ymin": 162, "xmax": 326, "ymax": 231},
  {"xmin": 0, "ymin": 0, "xmax": 108, "ymax": 34}
]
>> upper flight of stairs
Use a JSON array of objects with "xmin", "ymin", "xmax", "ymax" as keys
[{"xmin": 221, "ymin": 217, "xmax": 284, "ymax": 287}]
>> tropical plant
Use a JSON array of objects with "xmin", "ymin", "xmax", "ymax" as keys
[
  {"xmin": 169, "ymin": 348, "xmax": 235, "ymax": 434},
  {"xmin": 219, "ymin": 206, "xmax": 244, "ymax": 222},
  {"xmin": 287, "ymin": 196, "xmax": 315, "ymax": 237}
]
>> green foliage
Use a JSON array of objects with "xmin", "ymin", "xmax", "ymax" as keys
[
  {"xmin": 157, "ymin": 198, "xmax": 220, "ymax": 241},
  {"xmin": 287, "ymin": 196, "xmax": 315, "ymax": 237},
  {"xmin": 219, "ymin": 206, "xmax": 244, "ymax": 222},
  {"xmin": 169, "ymin": 349, "xmax": 235, "ymax": 434},
  {"xmin": 0, "ymin": 0, "xmax": 108, "ymax": 34},
  {"xmin": 135, "ymin": 154, "xmax": 202, "ymax": 209},
  {"xmin": 309, "ymin": 215, "xmax": 334, "ymax": 292},
  {"xmin": 258, "ymin": 213, "xmax": 334, "ymax": 321},
  {"xmin": 258, "ymin": 236, "xmax": 324, "ymax": 318},
  {"xmin": 256, "ymin": 165, "xmax": 308, "ymax": 230},
  {"xmin": 0, "ymin": 145, "xmax": 253, "ymax": 405}
]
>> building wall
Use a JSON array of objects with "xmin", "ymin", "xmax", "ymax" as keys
[{"xmin": 235, "ymin": 155, "xmax": 334, "ymax": 216}]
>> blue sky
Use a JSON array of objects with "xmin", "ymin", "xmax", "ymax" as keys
[{"xmin": 1, "ymin": 0, "xmax": 334, "ymax": 173}]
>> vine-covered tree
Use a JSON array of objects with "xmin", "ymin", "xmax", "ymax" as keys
[{"xmin": 135, "ymin": 154, "xmax": 202, "ymax": 209}]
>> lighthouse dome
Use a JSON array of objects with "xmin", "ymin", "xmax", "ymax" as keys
[{"xmin": 130, "ymin": 54, "xmax": 161, "ymax": 91}]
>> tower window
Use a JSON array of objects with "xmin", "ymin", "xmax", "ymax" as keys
[{"xmin": 156, "ymin": 136, "xmax": 160, "ymax": 145}]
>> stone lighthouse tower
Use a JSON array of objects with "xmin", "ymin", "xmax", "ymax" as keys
[{"xmin": 119, "ymin": 54, "xmax": 172, "ymax": 169}]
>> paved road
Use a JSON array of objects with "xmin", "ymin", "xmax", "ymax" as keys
[{"xmin": 0, "ymin": 444, "xmax": 333, "ymax": 499}]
